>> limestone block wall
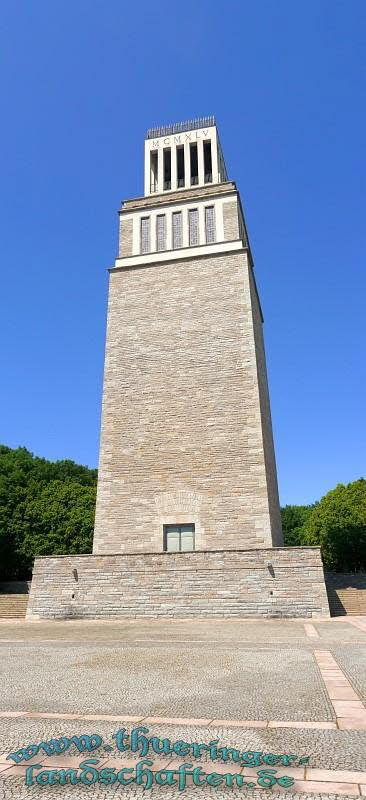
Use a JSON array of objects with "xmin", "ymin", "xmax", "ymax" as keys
[
  {"xmin": 122, "ymin": 182, "xmax": 237, "ymax": 212},
  {"xmin": 119, "ymin": 218, "xmax": 133, "ymax": 257},
  {"xmin": 223, "ymin": 200, "xmax": 239, "ymax": 240},
  {"xmin": 249, "ymin": 269, "xmax": 283, "ymax": 546},
  {"xmin": 119, "ymin": 187, "xmax": 240, "ymax": 258},
  {"xmin": 94, "ymin": 248, "xmax": 282, "ymax": 554},
  {"xmin": 26, "ymin": 547, "xmax": 330, "ymax": 620}
]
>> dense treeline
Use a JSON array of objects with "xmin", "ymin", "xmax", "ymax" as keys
[
  {"xmin": 0, "ymin": 446, "xmax": 96, "ymax": 579},
  {"xmin": 0, "ymin": 445, "xmax": 365, "ymax": 579},
  {"xmin": 282, "ymin": 478, "xmax": 366, "ymax": 571}
]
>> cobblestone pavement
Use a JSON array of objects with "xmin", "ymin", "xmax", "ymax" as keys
[
  {"xmin": 0, "ymin": 777, "xmax": 362, "ymax": 800},
  {"xmin": 0, "ymin": 619, "xmax": 313, "ymax": 643},
  {"xmin": 0, "ymin": 619, "xmax": 365, "ymax": 644},
  {"xmin": 1, "ymin": 719, "xmax": 366, "ymax": 769},
  {"xmin": 1, "ymin": 618, "xmax": 366, "ymax": 799},
  {"xmin": 331, "ymin": 647, "xmax": 366, "ymax": 702},
  {"xmin": 0, "ymin": 643, "xmax": 334, "ymax": 720},
  {"xmin": 317, "ymin": 624, "xmax": 366, "ymax": 643}
]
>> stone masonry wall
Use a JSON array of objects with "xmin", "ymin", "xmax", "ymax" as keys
[
  {"xmin": 93, "ymin": 249, "xmax": 282, "ymax": 554},
  {"xmin": 119, "ymin": 217, "xmax": 133, "ymax": 257},
  {"xmin": 223, "ymin": 200, "xmax": 239, "ymax": 240},
  {"xmin": 122, "ymin": 182, "xmax": 237, "ymax": 212},
  {"xmin": 249, "ymin": 268, "xmax": 283, "ymax": 545},
  {"xmin": 26, "ymin": 547, "xmax": 330, "ymax": 620}
]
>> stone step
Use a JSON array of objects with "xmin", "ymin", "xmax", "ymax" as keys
[
  {"xmin": 327, "ymin": 589, "xmax": 366, "ymax": 616},
  {"xmin": 0, "ymin": 595, "xmax": 28, "ymax": 618}
]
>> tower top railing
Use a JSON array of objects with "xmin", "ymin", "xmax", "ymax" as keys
[{"xmin": 146, "ymin": 116, "xmax": 216, "ymax": 140}]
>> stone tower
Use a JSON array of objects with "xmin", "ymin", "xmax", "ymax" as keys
[
  {"xmin": 93, "ymin": 117, "xmax": 283, "ymax": 555},
  {"xmin": 26, "ymin": 117, "xmax": 330, "ymax": 621}
]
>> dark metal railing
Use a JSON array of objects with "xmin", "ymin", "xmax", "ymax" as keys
[{"xmin": 147, "ymin": 116, "xmax": 215, "ymax": 140}]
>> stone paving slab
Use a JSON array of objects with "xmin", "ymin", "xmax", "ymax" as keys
[
  {"xmin": 0, "ymin": 619, "xmax": 358, "ymax": 644},
  {"xmin": 1, "ymin": 719, "xmax": 366, "ymax": 771},
  {"xmin": 313, "ymin": 651, "xmax": 366, "ymax": 731},
  {"xmin": 0, "ymin": 711, "xmax": 342, "ymax": 730},
  {"xmin": 1, "ymin": 768, "xmax": 366, "ymax": 799},
  {"xmin": 0, "ymin": 777, "xmax": 364, "ymax": 800},
  {"xmin": 331, "ymin": 649, "xmax": 366, "ymax": 704},
  {"xmin": 0, "ymin": 619, "xmax": 310, "ymax": 639},
  {"xmin": 1, "ymin": 620, "xmax": 365, "ymax": 650}
]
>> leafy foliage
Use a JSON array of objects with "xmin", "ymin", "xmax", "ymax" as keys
[
  {"xmin": 1, "ymin": 445, "xmax": 365, "ymax": 578},
  {"xmin": 0, "ymin": 446, "xmax": 96, "ymax": 579},
  {"xmin": 281, "ymin": 504, "xmax": 313, "ymax": 546},
  {"xmin": 302, "ymin": 479, "xmax": 366, "ymax": 571}
]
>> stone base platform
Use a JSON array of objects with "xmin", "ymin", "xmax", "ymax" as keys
[{"xmin": 26, "ymin": 547, "xmax": 330, "ymax": 620}]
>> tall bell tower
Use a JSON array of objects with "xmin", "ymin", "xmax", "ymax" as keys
[{"xmin": 93, "ymin": 117, "xmax": 283, "ymax": 555}]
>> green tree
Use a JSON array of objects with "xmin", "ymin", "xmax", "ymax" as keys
[
  {"xmin": 303, "ymin": 479, "xmax": 366, "ymax": 571},
  {"xmin": 281, "ymin": 504, "xmax": 313, "ymax": 546},
  {"xmin": 18, "ymin": 481, "xmax": 95, "ymax": 575},
  {"xmin": 0, "ymin": 446, "xmax": 97, "ymax": 580}
]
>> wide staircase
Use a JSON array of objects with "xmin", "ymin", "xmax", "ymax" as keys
[
  {"xmin": 0, "ymin": 594, "xmax": 28, "ymax": 618},
  {"xmin": 325, "ymin": 573, "xmax": 366, "ymax": 616},
  {"xmin": 0, "ymin": 582, "xmax": 30, "ymax": 618}
]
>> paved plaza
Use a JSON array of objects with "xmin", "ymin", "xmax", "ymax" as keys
[{"xmin": 1, "ymin": 617, "xmax": 366, "ymax": 799}]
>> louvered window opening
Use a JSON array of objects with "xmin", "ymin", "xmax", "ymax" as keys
[
  {"xmin": 156, "ymin": 214, "xmax": 166, "ymax": 251},
  {"xmin": 188, "ymin": 209, "xmax": 199, "ymax": 246},
  {"xmin": 205, "ymin": 206, "xmax": 216, "ymax": 243},
  {"xmin": 172, "ymin": 212, "xmax": 183, "ymax": 249},
  {"xmin": 140, "ymin": 217, "xmax": 150, "ymax": 254}
]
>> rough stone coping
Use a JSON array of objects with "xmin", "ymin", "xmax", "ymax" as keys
[
  {"xmin": 112, "ymin": 242, "xmax": 249, "ymax": 274},
  {"xmin": 121, "ymin": 182, "xmax": 237, "ymax": 211},
  {"xmin": 32, "ymin": 545, "xmax": 322, "ymax": 560},
  {"xmin": 0, "ymin": 615, "xmax": 335, "ymax": 625}
]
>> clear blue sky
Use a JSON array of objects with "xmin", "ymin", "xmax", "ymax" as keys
[{"xmin": 1, "ymin": 0, "xmax": 365, "ymax": 506}]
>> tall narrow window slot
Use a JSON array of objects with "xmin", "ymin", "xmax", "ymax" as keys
[
  {"xmin": 163, "ymin": 149, "xmax": 171, "ymax": 190},
  {"xmin": 172, "ymin": 211, "xmax": 182, "ymax": 249},
  {"xmin": 203, "ymin": 140, "xmax": 212, "ymax": 183},
  {"xmin": 177, "ymin": 146, "xmax": 185, "ymax": 187},
  {"xmin": 205, "ymin": 206, "xmax": 216, "ymax": 243},
  {"xmin": 188, "ymin": 208, "xmax": 199, "ymax": 246},
  {"xmin": 190, "ymin": 143, "xmax": 198, "ymax": 185},
  {"xmin": 140, "ymin": 217, "xmax": 150, "ymax": 254},
  {"xmin": 150, "ymin": 151, "xmax": 158, "ymax": 193},
  {"xmin": 156, "ymin": 214, "xmax": 166, "ymax": 251}
]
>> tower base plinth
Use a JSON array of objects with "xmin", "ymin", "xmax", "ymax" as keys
[{"xmin": 26, "ymin": 547, "xmax": 330, "ymax": 620}]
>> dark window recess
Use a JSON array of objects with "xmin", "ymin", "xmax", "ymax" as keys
[
  {"xmin": 177, "ymin": 146, "xmax": 185, "ymax": 187},
  {"xmin": 203, "ymin": 140, "xmax": 212, "ymax": 183},
  {"xmin": 163, "ymin": 149, "xmax": 171, "ymax": 190},
  {"xmin": 150, "ymin": 151, "xmax": 158, "ymax": 192},
  {"xmin": 190, "ymin": 143, "xmax": 198, "ymax": 185},
  {"xmin": 164, "ymin": 524, "xmax": 195, "ymax": 552}
]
